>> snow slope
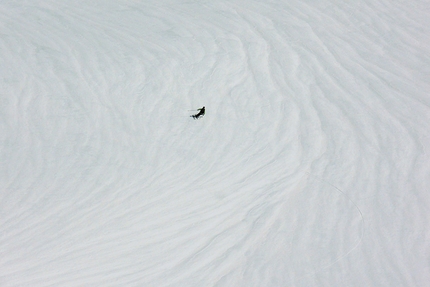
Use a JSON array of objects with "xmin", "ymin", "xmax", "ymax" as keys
[{"xmin": 1, "ymin": 0, "xmax": 429, "ymax": 286}]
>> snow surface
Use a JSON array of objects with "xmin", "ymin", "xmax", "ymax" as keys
[{"xmin": 1, "ymin": 0, "xmax": 430, "ymax": 286}]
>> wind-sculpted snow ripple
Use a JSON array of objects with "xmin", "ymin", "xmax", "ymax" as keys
[{"xmin": 1, "ymin": 0, "xmax": 429, "ymax": 286}]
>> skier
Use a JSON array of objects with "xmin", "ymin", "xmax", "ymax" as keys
[{"xmin": 191, "ymin": 106, "xmax": 205, "ymax": 119}]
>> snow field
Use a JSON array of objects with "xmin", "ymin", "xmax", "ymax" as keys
[{"xmin": 1, "ymin": 0, "xmax": 429, "ymax": 286}]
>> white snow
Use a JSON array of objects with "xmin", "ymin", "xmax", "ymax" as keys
[{"xmin": 1, "ymin": 0, "xmax": 429, "ymax": 286}]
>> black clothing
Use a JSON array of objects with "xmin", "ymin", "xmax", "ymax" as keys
[{"xmin": 191, "ymin": 106, "xmax": 205, "ymax": 119}]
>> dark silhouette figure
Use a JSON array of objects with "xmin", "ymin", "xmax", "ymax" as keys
[{"xmin": 191, "ymin": 106, "xmax": 205, "ymax": 119}]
